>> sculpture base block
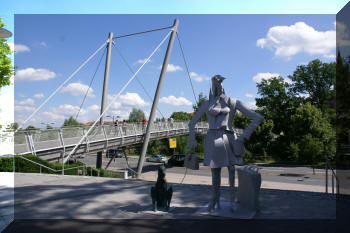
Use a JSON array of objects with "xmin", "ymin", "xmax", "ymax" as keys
[
  {"xmin": 141, "ymin": 205, "xmax": 177, "ymax": 215},
  {"xmin": 196, "ymin": 202, "xmax": 256, "ymax": 219}
]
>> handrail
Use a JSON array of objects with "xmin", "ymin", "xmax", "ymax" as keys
[
  {"xmin": 1, "ymin": 155, "xmax": 86, "ymax": 175},
  {"xmin": 325, "ymin": 155, "xmax": 339, "ymax": 195}
]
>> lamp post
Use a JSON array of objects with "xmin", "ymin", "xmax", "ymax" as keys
[
  {"xmin": 40, "ymin": 122, "xmax": 55, "ymax": 129},
  {"xmin": 0, "ymin": 28, "xmax": 12, "ymax": 38},
  {"xmin": 106, "ymin": 115, "xmax": 120, "ymax": 123}
]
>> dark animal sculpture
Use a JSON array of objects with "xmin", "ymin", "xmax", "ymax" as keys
[{"xmin": 150, "ymin": 165, "xmax": 173, "ymax": 211}]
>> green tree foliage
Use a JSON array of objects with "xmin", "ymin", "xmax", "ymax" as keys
[
  {"xmin": 0, "ymin": 17, "xmax": 14, "ymax": 88},
  {"xmin": 233, "ymin": 112, "xmax": 251, "ymax": 129},
  {"xmin": 288, "ymin": 59, "xmax": 336, "ymax": 111},
  {"xmin": 336, "ymin": 52, "xmax": 350, "ymax": 144},
  {"xmin": 170, "ymin": 111, "xmax": 192, "ymax": 121},
  {"xmin": 25, "ymin": 125, "xmax": 37, "ymax": 130},
  {"xmin": 128, "ymin": 108, "xmax": 145, "ymax": 122},
  {"xmin": 256, "ymin": 76, "xmax": 301, "ymax": 135},
  {"xmin": 11, "ymin": 122, "xmax": 18, "ymax": 130},
  {"xmin": 63, "ymin": 116, "xmax": 82, "ymax": 127},
  {"xmin": 246, "ymin": 119, "xmax": 274, "ymax": 158},
  {"xmin": 192, "ymin": 92, "xmax": 208, "ymax": 121},
  {"xmin": 288, "ymin": 102, "xmax": 335, "ymax": 163}
]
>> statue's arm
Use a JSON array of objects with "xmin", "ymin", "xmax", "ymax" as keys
[
  {"xmin": 235, "ymin": 99, "xmax": 264, "ymax": 141},
  {"xmin": 188, "ymin": 101, "xmax": 208, "ymax": 152}
]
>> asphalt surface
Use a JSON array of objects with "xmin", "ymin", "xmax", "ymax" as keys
[{"xmin": 77, "ymin": 154, "xmax": 332, "ymax": 188}]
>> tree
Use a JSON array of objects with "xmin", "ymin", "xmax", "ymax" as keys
[
  {"xmin": 170, "ymin": 111, "xmax": 192, "ymax": 121},
  {"xmin": 246, "ymin": 119, "xmax": 274, "ymax": 158},
  {"xmin": 63, "ymin": 116, "xmax": 82, "ymax": 127},
  {"xmin": 255, "ymin": 76, "xmax": 301, "ymax": 135},
  {"xmin": 336, "ymin": 52, "xmax": 350, "ymax": 144},
  {"xmin": 233, "ymin": 112, "xmax": 251, "ymax": 129},
  {"xmin": 11, "ymin": 122, "xmax": 18, "ymax": 130},
  {"xmin": 0, "ymin": 17, "xmax": 14, "ymax": 88},
  {"xmin": 25, "ymin": 125, "xmax": 37, "ymax": 130},
  {"xmin": 192, "ymin": 92, "xmax": 208, "ymax": 121},
  {"xmin": 289, "ymin": 102, "xmax": 335, "ymax": 163},
  {"xmin": 128, "ymin": 108, "xmax": 145, "ymax": 122},
  {"xmin": 288, "ymin": 59, "xmax": 336, "ymax": 111}
]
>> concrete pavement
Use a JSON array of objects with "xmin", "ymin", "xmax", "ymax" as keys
[{"xmin": 0, "ymin": 172, "xmax": 335, "ymax": 229}]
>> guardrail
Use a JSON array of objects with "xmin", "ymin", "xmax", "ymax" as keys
[{"xmin": 14, "ymin": 121, "xmax": 212, "ymax": 156}]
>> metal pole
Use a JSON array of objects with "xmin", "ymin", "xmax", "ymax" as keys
[
  {"xmin": 136, "ymin": 19, "xmax": 179, "ymax": 178},
  {"xmin": 100, "ymin": 32, "xmax": 113, "ymax": 125},
  {"xmin": 325, "ymin": 161, "xmax": 328, "ymax": 194}
]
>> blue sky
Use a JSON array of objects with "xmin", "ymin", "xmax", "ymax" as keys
[{"xmin": 0, "ymin": 0, "xmax": 348, "ymax": 129}]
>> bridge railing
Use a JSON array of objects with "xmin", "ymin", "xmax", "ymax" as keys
[{"xmin": 14, "ymin": 121, "xmax": 210, "ymax": 155}]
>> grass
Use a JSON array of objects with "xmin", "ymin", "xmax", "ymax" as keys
[{"xmin": 0, "ymin": 154, "xmax": 124, "ymax": 178}]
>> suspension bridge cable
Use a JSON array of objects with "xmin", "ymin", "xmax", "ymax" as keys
[
  {"xmin": 15, "ymin": 40, "xmax": 108, "ymax": 133},
  {"xmin": 113, "ymin": 26, "xmax": 173, "ymax": 39},
  {"xmin": 75, "ymin": 47, "xmax": 107, "ymax": 121},
  {"xmin": 176, "ymin": 32, "xmax": 198, "ymax": 105},
  {"xmin": 112, "ymin": 43, "xmax": 165, "ymax": 118},
  {"xmin": 64, "ymin": 30, "xmax": 172, "ymax": 163},
  {"xmin": 176, "ymin": 32, "xmax": 200, "ymax": 184}
]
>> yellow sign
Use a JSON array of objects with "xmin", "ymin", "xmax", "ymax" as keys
[{"xmin": 169, "ymin": 138, "xmax": 176, "ymax": 148}]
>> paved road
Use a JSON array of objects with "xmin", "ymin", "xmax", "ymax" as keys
[{"xmin": 77, "ymin": 154, "xmax": 333, "ymax": 189}]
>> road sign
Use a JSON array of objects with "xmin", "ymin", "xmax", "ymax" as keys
[{"xmin": 169, "ymin": 138, "xmax": 176, "ymax": 148}]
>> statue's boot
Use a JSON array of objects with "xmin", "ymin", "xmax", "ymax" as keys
[
  {"xmin": 208, "ymin": 168, "xmax": 221, "ymax": 212},
  {"xmin": 228, "ymin": 165, "xmax": 237, "ymax": 212}
]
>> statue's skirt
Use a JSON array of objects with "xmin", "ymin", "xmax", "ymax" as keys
[{"xmin": 204, "ymin": 129, "xmax": 243, "ymax": 168}]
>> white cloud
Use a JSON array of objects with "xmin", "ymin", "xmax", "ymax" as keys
[
  {"xmin": 159, "ymin": 95, "xmax": 192, "ymax": 107},
  {"xmin": 245, "ymin": 93, "xmax": 254, "ymax": 98},
  {"xmin": 135, "ymin": 58, "xmax": 151, "ymax": 64},
  {"xmin": 38, "ymin": 41, "xmax": 47, "ymax": 48},
  {"xmin": 257, "ymin": 21, "xmax": 335, "ymax": 58},
  {"xmin": 61, "ymin": 82, "xmax": 95, "ymax": 98},
  {"xmin": 158, "ymin": 64, "xmax": 183, "ymax": 72},
  {"xmin": 14, "ymin": 105, "xmax": 35, "ymax": 113},
  {"xmin": 189, "ymin": 72, "xmax": 210, "ymax": 82},
  {"xmin": 246, "ymin": 101, "xmax": 257, "ymax": 110},
  {"xmin": 336, "ymin": 21, "xmax": 350, "ymax": 47},
  {"xmin": 14, "ymin": 44, "xmax": 30, "ymax": 53},
  {"xmin": 253, "ymin": 72, "xmax": 280, "ymax": 83},
  {"xmin": 33, "ymin": 93, "xmax": 44, "ymax": 99},
  {"xmin": 7, "ymin": 42, "xmax": 14, "ymax": 52},
  {"xmin": 323, "ymin": 54, "xmax": 336, "ymax": 59},
  {"xmin": 36, "ymin": 104, "xmax": 101, "ymax": 124},
  {"xmin": 108, "ymin": 92, "xmax": 149, "ymax": 109},
  {"xmin": 15, "ymin": 98, "xmax": 35, "ymax": 106},
  {"xmin": 15, "ymin": 68, "xmax": 56, "ymax": 81},
  {"xmin": 297, "ymin": 93, "xmax": 310, "ymax": 98}
]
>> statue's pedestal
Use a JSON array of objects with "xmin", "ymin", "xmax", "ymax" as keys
[
  {"xmin": 141, "ymin": 205, "xmax": 177, "ymax": 215},
  {"xmin": 196, "ymin": 202, "xmax": 256, "ymax": 219}
]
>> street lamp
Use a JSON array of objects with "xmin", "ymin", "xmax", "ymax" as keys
[
  {"xmin": 106, "ymin": 115, "xmax": 120, "ymax": 123},
  {"xmin": 0, "ymin": 28, "xmax": 12, "ymax": 38},
  {"xmin": 41, "ymin": 122, "xmax": 55, "ymax": 129}
]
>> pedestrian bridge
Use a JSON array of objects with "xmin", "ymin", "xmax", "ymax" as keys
[{"xmin": 15, "ymin": 121, "xmax": 237, "ymax": 161}]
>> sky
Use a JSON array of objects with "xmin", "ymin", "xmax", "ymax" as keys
[{"xmin": 0, "ymin": 0, "xmax": 349, "ymax": 130}]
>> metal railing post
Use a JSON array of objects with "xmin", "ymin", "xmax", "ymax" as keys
[
  {"xmin": 332, "ymin": 173, "xmax": 334, "ymax": 195},
  {"xmin": 325, "ymin": 162, "xmax": 328, "ymax": 194},
  {"xmin": 102, "ymin": 125, "xmax": 108, "ymax": 149}
]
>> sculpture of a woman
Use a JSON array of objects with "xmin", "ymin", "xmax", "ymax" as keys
[{"xmin": 188, "ymin": 75, "xmax": 263, "ymax": 212}]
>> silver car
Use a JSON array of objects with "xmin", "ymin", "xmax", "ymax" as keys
[{"xmin": 146, "ymin": 155, "xmax": 168, "ymax": 163}]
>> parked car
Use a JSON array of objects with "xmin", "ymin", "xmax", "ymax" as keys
[
  {"xmin": 107, "ymin": 149, "xmax": 124, "ymax": 158},
  {"xmin": 168, "ymin": 154, "xmax": 186, "ymax": 166},
  {"xmin": 76, "ymin": 154, "xmax": 86, "ymax": 159},
  {"xmin": 146, "ymin": 154, "xmax": 168, "ymax": 163}
]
